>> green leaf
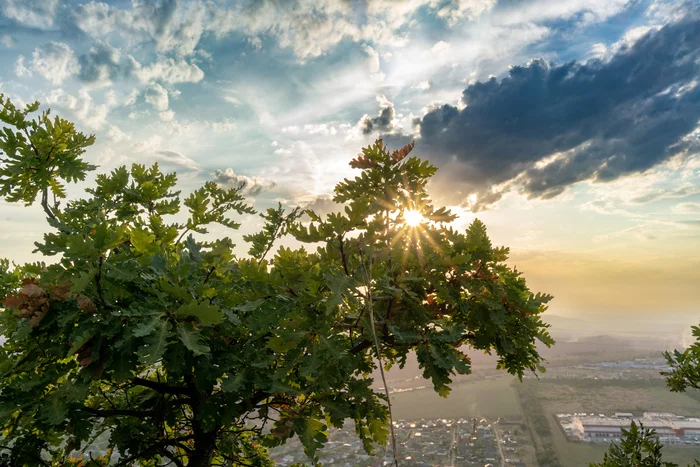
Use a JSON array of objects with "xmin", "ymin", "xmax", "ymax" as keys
[
  {"xmin": 137, "ymin": 319, "xmax": 171, "ymax": 364},
  {"xmin": 130, "ymin": 228, "xmax": 155, "ymax": 253},
  {"xmin": 175, "ymin": 301, "xmax": 223, "ymax": 326},
  {"xmin": 38, "ymin": 395, "xmax": 69, "ymax": 425},
  {"xmin": 71, "ymin": 267, "xmax": 96, "ymax": 294},
  {"xmin": 177, "ymin": 324, "xmax": 211, "ymax": 356},
  {"xmin": 221, "ymin": 371, "xmax": 246, "ymax": 393},
  {"xmin": 133, "ymin": 315, "xmax": 165, "ymax": 337}
]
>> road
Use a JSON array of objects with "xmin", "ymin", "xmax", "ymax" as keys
[
  {"xmin": 493, "ymin": 424, "xmax": 506, "ymax": 467},
  {"xmin": 450, "ymin": 422, "xmax": 457, "ymax": 467}
]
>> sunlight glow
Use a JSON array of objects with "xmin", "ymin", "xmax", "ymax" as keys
[{"xmin": 403, "ymin": 209, "xmax": 425, "ymax": 227}]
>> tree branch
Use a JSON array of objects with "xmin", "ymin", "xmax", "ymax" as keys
[
  {"xmin": 41, "ymin": 187, "xmax": 57, "ymax": 221},
  {"xmin": 338, "ymin": 234, "xmax": 350, "ymax": 276},
  {"xmin": 80, "ymin": 407, "xmax": 157, "ymax": 418},
  {"xmin": 132, "ymin": 377, "xmax": 190, "ymax": 396},
  {"xmin": 115, "ymin": 435, "xmax": 196, "ymax": 467}
]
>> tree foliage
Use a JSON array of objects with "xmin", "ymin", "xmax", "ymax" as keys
[
  {"xmin": 0, "ymin": 95, "xmax": 554, "ymax": 466},
  {"xmin": 589, "ymin": 422, "xmax": 681, "ymax": 467},
  {"xmin": 663, "ymin": 325, "xmax": 700, "ymax": 393}
]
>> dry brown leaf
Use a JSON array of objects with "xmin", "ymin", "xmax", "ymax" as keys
[
  {"xmin": 51, "ymin": 283, "xmax": 72, "ymax": 301},
  {"xmin": 22, "ymin": 283, "xmax": 45, "ymax": 299},
  {"xmin": 76, "ymin": 295, "xmax": 97, "ymax": 313},
  {"xmin": 28, "ymin": 311, "xmax": 46, "ymax": 328},
  {"xmin": 2, "ymin": 294, "xmax": 24, "ymax": 310}
]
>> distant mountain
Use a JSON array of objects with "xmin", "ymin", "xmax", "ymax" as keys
[{"xmin": 543, "ymin": 313, "xmax": 688, "ymax": 345}]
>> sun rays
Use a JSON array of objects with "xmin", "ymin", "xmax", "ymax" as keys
[{"xmin": 403, "ymin": 209, "xmax": 425, "ymax": 227}]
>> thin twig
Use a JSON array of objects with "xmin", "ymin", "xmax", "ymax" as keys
[{"xmin": 360, "ymin": 249, "xmax": 399, "ymax": 467}]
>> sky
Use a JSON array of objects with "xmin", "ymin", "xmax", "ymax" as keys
[{"xmin": 0, "ymin": 0, "xmax": 699, "ymax": 326}]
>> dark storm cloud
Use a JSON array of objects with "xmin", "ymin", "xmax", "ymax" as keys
[
  {"xmin": 361, "ymin": 104, "xmax": 395, "ymax": 135},
  {"xmin": 359, "ymin": 96, "xmax": 399, "ymax": 135},
  {"xmin": 416, "ymin": 15, "xmax": 700, "ymax": 203}
]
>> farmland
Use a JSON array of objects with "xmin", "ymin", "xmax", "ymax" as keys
[{"xmin": 390, "ymin": 375, "xmax": 522, "ymax": 420}]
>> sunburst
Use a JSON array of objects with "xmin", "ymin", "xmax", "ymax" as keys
[{"xmin": 403, "ymin": 209, "xmax": 425, "ymax": 227}]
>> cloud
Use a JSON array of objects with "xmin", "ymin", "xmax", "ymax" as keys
[
  {"xmin": 435, "ymin": 0, "xmax": 497, "ymax": 25},
  {"xmin": 155, "ymin": 150, "xmax": 200, "ymax": 172},
  {"xmin": 2, "ymin": 0, "xmax": 59, "ymax": 30},
  {"xmin": 42, "ymin": 88, "xmax": 114, "ymax": 130},
  {"xmin": 132, "ymin": 135, "xmax": 163, "ymax": 154},
  {"xmin": 213, "ymin": 168, "xmax": 276, "ymax": 196},
  {"xmin": 106, "ymin": 124, "xmax": 130, "ymax": 143},
  {"xmin": 77, "ymin": 44, "xmax": 204, "ymax": 85},
  {"xmin": 354, "ymin": 94, "xmax": 400, "ymax": 136},
  {"xmin": 64, "ymin": 0, "xmax": 636, "ymax": 66},
  {"xmin": 301, "ymin": 194, "xmax": 343, "ymax": 216},
  {"xmin": 123, "ymin": 89, "xmax": 139, "ymax": 106},
  {"xmin": 132, "ymin": 57, "xmax": 205, "ymax": 84},
  {"xmin": 72, "ymin": 0, "xmax": 205, "ymax": 56},
  {"xmin": 283, "ymin": 123, "xmax": 338, "ymax": 136},
  {"xmin": 1, "ymin": 34, "xmax": 16, "ymax": 48},
  {"xmin": 211, "ymin": 119, "xmax": 236, "ymax": 132},
  {"xmin": 78, "ymin": 42, "xmax": 134, "ymax": 85},
  {"xmin": 415, "ymin": 16, "xmax": 700, "ymax": 208},
  {"xmin": 630, "ymin": 184, "xmax": 700, "ymax": 204},
  {"xmin": 412, "ymin": 80, "xmax": 432, "ymax": 91},
  {"xmin": 14, "ymin": 56, "xmax": 32, "ymax": 78},
  {"xmin": 362, "ymin": 44, "xmax": 384, "ymax": 80},
  {"xmin": 248, "ymin": 36, "xmax": 262, "ymax": 51},
  {"xmin": 29, "ymin": 42, "xmax": 80, "ymax": 85},
  {"xmin": 159, "ymin": 109, "xmax": 175, "ymax": 121},
  {"xmin": 144, "ymin": 83, "xmax": 169, "ymax": 111},
  {"xmin": 673, "ymin": 202, "xmax": 700, "ymax": 214},
  {"xmin": 494, "ymin": 0, "xmax": 630, "ymax": 27}
]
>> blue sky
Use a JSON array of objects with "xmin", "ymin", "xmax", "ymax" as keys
[{"xmin": 1, "ymin": 0, "xmax": 699, "ymax": 322}]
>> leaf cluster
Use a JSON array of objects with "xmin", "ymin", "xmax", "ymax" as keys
[{"xmin": 663, "ymin": 325, "xmax": 700, "ymax": 393}]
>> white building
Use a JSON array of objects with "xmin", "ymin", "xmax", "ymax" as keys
[{"xmin": 571, "ymin": 414, "xmax": 700, "ymax": 442}]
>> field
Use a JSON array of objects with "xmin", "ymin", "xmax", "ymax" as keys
[
  {"xmin": 516, "ymin": 379, "xmax": 700, "ymax": 466},
  {"xmin": 390, "ymin": 375, "xmax": 522, "ymax": 420}
]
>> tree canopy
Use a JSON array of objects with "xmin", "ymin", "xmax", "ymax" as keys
[{"xmin": 0, "ymin": 94, "xmax": 554, "ymax": 466}]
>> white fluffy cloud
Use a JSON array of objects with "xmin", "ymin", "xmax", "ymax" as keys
[
  {"xmin": 2, "ymin": 0, "xmax": 59, "ymax": 30},
  {"xmin": 14, "ymin": 56, "xmax": 32, "ymax": 78},
  {"xmin": 133, "ymin": 57, "xmax": 205, "ymax": 84},
  {"xmin": 144, "ymin": 83, "xmax": 169, "ymax": 111},
  {"xmin": 69, "ymin": 0, "xmax": 498, "ymax": 62},
  {"xmin": 30, "ymin": 42, "xmax": 80, "ymax": 85},
  {"xmin": 42, "ymin": 88, "xmax": 114, "ymax": 130},
  {"xmin": 106, "ymin": 124, "xmax": 130, "ymax": 143},
  {"xmin": 434, "ymin": 0, "xmax": 497, "ymax": 25},
  {"xmin": 213, "ymin": 168, "xmax": 277, "ymax": 196},
  {"xmin": 73, "ymin": 0, "xmax": 206, "ymax": 56}
]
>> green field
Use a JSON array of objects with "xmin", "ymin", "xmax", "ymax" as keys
[{"xmin": 390, "ymin": 375, "xmax": 522, "ymax": 420}]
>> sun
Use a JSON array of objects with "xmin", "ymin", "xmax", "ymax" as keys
[{"xmin": 403, "ymin": 209, "xmax": 425, "ymax": 227}]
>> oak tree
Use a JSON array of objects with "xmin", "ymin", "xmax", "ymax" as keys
[{"xmin": 0, "ymin": 95, "xmax": 554, "ymax": 466}]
